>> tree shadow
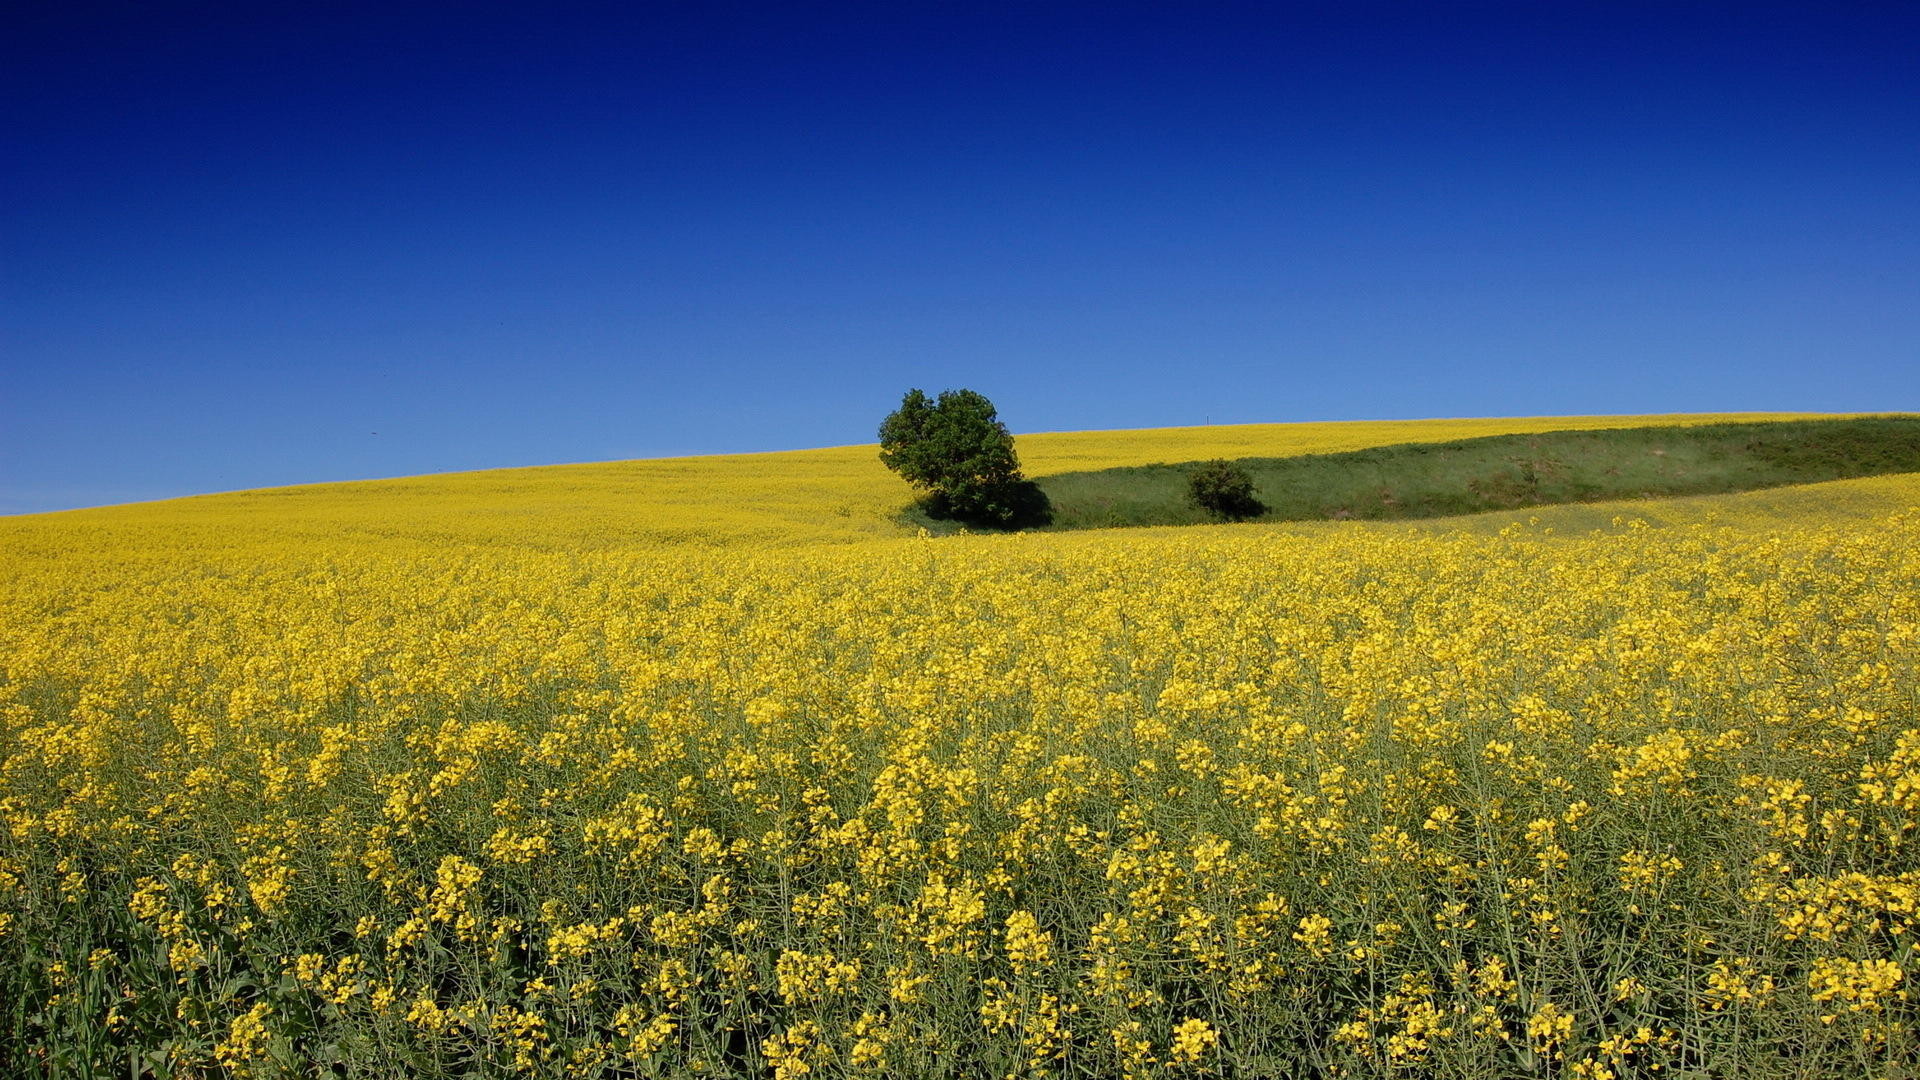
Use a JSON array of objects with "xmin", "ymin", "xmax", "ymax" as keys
[
  {"xmin": 921, "ymin": 480, "xmax": 1054, "ymax": 531},
  {"xmin": 1204, "ymin": 496, "xmax": 1266, "ymax": 522}
]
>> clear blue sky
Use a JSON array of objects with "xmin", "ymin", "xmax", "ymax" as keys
[{"xmin": 4, "ymin": 2, "xmax": 1916, "ymax": 514}]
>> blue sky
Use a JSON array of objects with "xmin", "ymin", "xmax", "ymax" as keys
[{"xmin": 4, "ymin": 1, "xmax": 1917, "ymax": 514}]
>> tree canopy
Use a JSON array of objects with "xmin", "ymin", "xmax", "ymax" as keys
[{"xmin": 878, "ymin": 388, "xmax": 1032, "ymax": 526}]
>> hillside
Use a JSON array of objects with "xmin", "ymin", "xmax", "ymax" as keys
[
  {"xmin": 0, "ymin": 412, "xmax": 1862, "ymax": 560},
  {"xmin": 1027, "ymin": 415, "xmax": 1920, "ymax": 531},
  {"xmin": 6, "ymin": 414, "xmax": 1920, "ymax": 1077}
]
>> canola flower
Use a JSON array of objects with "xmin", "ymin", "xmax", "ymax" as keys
[{"xmin": 1, "ymin": 417, "xmax": 1918, "ymax": 1077}]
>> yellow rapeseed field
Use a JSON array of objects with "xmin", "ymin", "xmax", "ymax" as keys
[{"xmin": 3, "ymin": 414, "xmax": 1918, "ymax": 1078}]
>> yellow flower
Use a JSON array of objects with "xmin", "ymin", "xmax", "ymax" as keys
[
  {"xmin": 1808, "ymin": 957, "xmax": 1904, "ymax": 1022},
  {"xmin": 1168, "ymin": 1017, "xmax": 1219, "ymax": 1066},
  {"xmin": 1527, "ymin": 1002, "xmax": 1574, "ymax": 1057},
  {"xmin": 1294, "ymin": 914, "xmax": 1334, "ymax": 959},
  {"xmin": 1003, "ymin": 909, "xmax": 1054, "ymax": 976},
  {"xmin": 215, "ymin": 1003, "xmax": 274, "ymax": 1075}
]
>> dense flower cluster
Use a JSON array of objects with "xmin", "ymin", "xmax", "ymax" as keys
[{"xmin": 1, "ymin": 419, "xmax": 1915, "ymax": 1077}]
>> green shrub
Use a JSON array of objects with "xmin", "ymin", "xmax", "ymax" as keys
[{"xmin": 1187, "ymin": 458, "xmax": 1263, "ymax": 520}]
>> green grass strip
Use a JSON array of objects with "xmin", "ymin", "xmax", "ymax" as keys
[{"xmin": 1015, "ymin": 415, "xmax": 1920, "ymax": 531}]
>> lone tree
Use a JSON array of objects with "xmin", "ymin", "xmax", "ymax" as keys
[
  {"xmin": 879, "ymin": 388, "xmax": 1033, "ymax": 526},
  {"xmin": 1187, "ymin": 458, "xmax": 1263, "ymax": 520}
]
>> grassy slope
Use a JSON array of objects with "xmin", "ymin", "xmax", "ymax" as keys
[
  {"xmin": 1035, "ymin": 415, "xmax": 1920, "ymax": 530},
  {"xmin": 0, "ymin": 412, "xmax": 1848, "ymax": 561},
  {"xmin": 1012, "ymin": 411, "xmax": 1830, "ymax": 473}
]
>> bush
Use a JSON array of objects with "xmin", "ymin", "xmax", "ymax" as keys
[
  {"xmin": 879, "ymin": 389, "xmax": 1045, "ymax": 527},
  {"xmin": 1187, "ymin": 458, "xmax": 1263, "ymax": 520}
]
